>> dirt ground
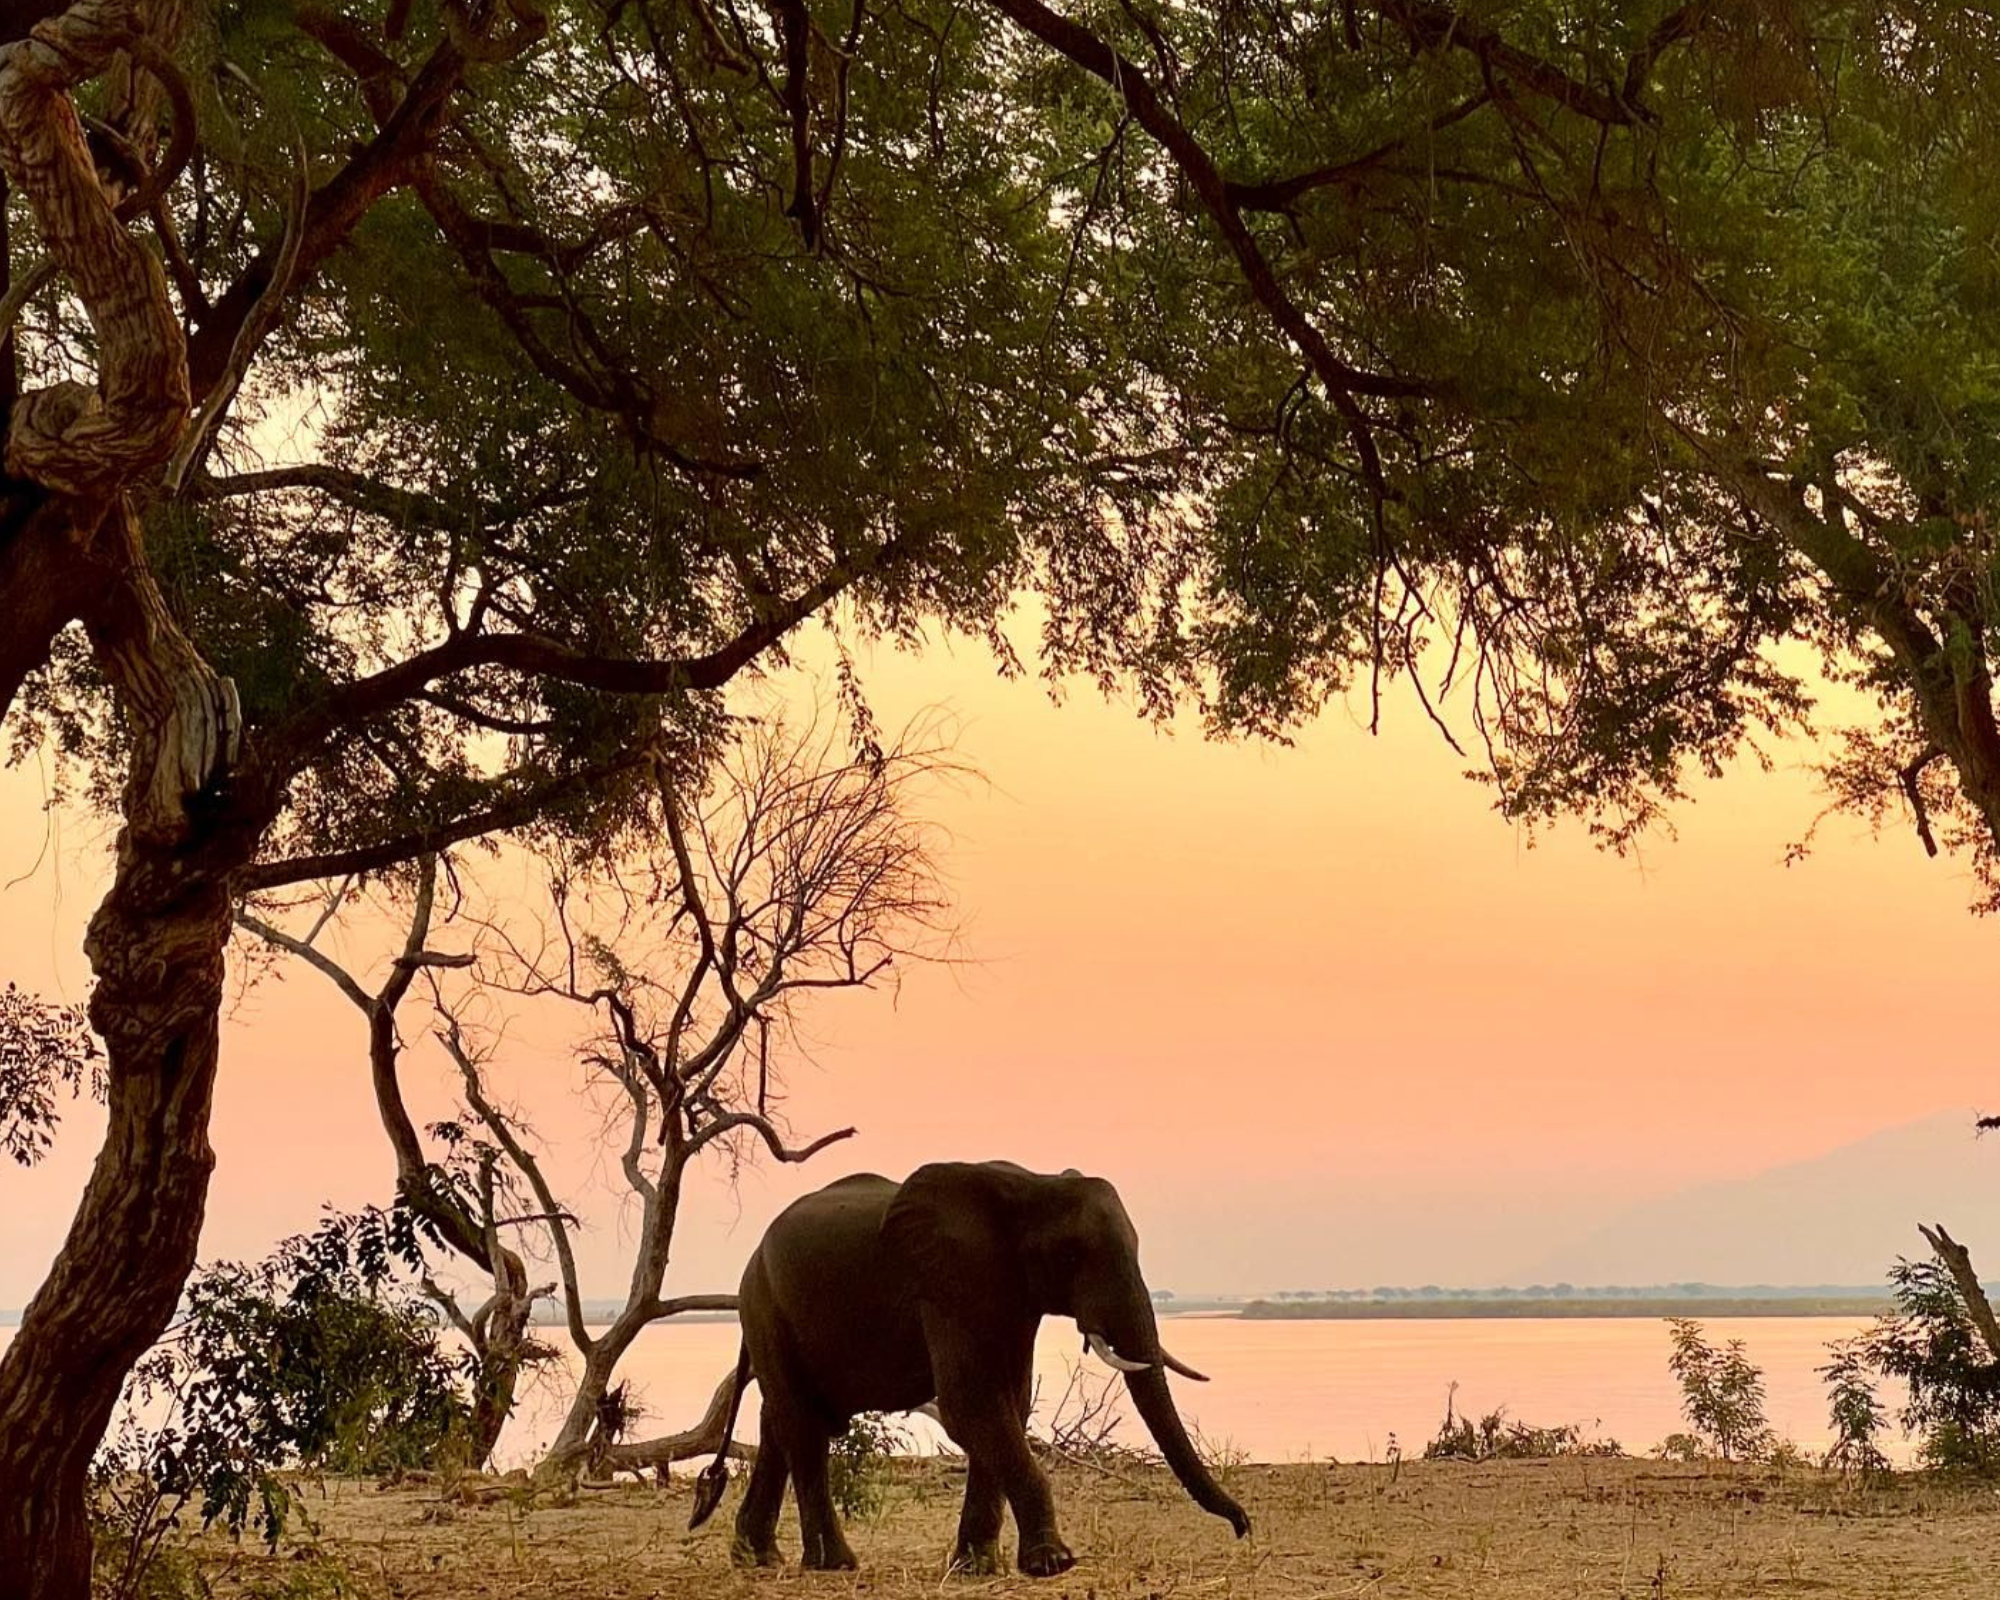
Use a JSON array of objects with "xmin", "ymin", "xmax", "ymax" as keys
[{"xmin": 191, "ymin": 1456, "xmax": 2000, "ymax": 1599}]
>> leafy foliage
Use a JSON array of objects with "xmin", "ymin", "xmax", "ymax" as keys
[
  {"xmin": 90, "ymin": 1204, "xmax": 471, "ymax": 1594},
  {"xmin": 1857, "ymin": 1258, "xmax": 2000, "ymax": 1474},
  {"xmin": 0, "ymin": 983, "xmax": 101, "ymax": 1166},
  {"xmin": 827, "ymin": 1412, "xmax": 911, "ymax": 1521},
  {"xmin": 17, "ymin": 0, "xmax": 2000, "ymax": 899},
  {"xmin": 1818, "ymin": 1340, "xmax": 1891, "ymax": 1480},
  {"xmin": 1665, "ymin": 1319, "xmax": 1774, "ymax": 1462}
]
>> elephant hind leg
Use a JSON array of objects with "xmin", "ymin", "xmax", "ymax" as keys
[
  {"xmin": 760, "ymin": 1401, "xmax": 855, "ymax": 1571},
  {"xmin": 790, "ymin": 1429, "xmax": 858, "ymax": 1571},
  {"xmin": 731, "ymin": 1409, "xmax": 789, "ymax": 1568}
]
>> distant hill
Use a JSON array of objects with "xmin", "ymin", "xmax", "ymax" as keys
[{"xmin": 1509, "ymin": 1111, "xmax": 1998, "ymax": 1287}]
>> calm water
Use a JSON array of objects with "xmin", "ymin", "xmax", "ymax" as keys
[
  {"xmin": 490, "ymin": 1314, "xmax": 1902, "ymax": 1467},
  {"xmin": 0, "ymin": 1314, "xmax": 1902, "ymax": 1466}
]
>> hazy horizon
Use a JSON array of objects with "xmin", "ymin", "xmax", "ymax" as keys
[{"xmin": 5, "ymin": 628, "xmax": 1997, "ymax": 1311}]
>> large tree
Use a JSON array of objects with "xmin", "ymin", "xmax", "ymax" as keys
[
  {"xmin": 7, "ymin": 1, "xmax": 2000, "ymax": 1591},
  {"xmin": 0, "ymin": 0, "xmax": 1196, "ymax": 1587}
]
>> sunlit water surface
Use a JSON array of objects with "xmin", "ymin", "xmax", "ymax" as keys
[{"xmin": 2, "ymin": 1314, "xmax": 1907, "ymax": 1466}]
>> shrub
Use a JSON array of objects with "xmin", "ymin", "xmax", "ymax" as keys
[
  {"xmin": 91, "ymin": 1205, "xmax": 471, "ymax": 1600},
  {"xmin": 1665, "ymin": 1319, "xmax": 1773, "ymax": 1461},
  {"xmin": 1423, "ymin": 1384, "xmax": 1622, "ymax": 1461},
  {"xmin": 1858, "ymin": 1257, "xmax": 2000, "ymax": 1474},
  {"xmin": 828, "ymin": 1412, "xmax": 910, "ymax": 1519},
  {"xmin": 1818, "ymin": 1340, "xmax": 1891, "ymax": 1480}
]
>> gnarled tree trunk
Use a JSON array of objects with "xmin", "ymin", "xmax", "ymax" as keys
[
  {"xmin": 0, "ymin": 835, "xmax": 234, "ymax": 1597},
  {"xmin": 0, "ymin": 499, "xmax": 250, "ymax": 1600},
  {"xmin": 0, "ymin": 6, "xmax": 236, "ymax": 1588}
]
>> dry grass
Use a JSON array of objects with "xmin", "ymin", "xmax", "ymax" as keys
[{"xmin": 184, "ymin": 1457, "xmax": 2000, "ymax": 1599}]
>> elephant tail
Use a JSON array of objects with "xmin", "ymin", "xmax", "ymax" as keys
[{"xmin": 688, "ymin": 1340, "xmax": 752, "ymax": 1531}]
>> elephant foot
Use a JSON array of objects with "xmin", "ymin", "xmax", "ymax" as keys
[
  {"xmin": 802, "ymin": 1540, "xmax": 860, "ymax": 1571},
  {"xmin": 949, "ymin": 1540, "xmax": 1004, "ymax": 1577},
  {"xmin": 1017, "ymin": 1537, "xmax": 1075, "ymax": 1578},
  {"xmin": 730, "ymin": 1536, "xmax": 784, "ymax": 1568}
]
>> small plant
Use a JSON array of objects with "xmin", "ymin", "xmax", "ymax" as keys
[
  {"xmin": 1423, "ymin": 1385, "xmax": 1622, "ymax": 1461},
  {"xmin": 1818, "ymin": 1340, "xmax": 1890, "ymax": 1480},
  {"xmin": 1665, "ymin": 1319, "xmax": 1773, "ymax": 1461},
  {"xmin": 828, "ymin": 1412, "xmax": 910, "ymax": 1520}
]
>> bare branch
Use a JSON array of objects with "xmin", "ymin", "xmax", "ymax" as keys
[
  {"xmin": 1919, "ymin": 1223, "xmax": 2000, "ymax": 1366},
  {"xmin": 685, "ymin": 1112, "xmax": 856, "ymax": 1163},
  {"xmin": 233, "ymin": 908, "xmax": 373, "ymax": 1014},
  {"xmin": 435, "ymin": 1008, "xmax": 594, "ymax": 1356}
]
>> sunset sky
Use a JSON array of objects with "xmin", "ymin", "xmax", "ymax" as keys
[{"xmin": 3, "ymin": 623, "xmax": 1996, "ymax": 1307}]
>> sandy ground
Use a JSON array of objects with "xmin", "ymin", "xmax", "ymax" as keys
[{"xmin": 187, "ymin": 1457, "xmax": 2000, "ymax": 1599}]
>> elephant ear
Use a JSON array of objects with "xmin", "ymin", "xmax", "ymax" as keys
[{"xmin": 881, "ymin": 1161, "xmax": 1039, "ymax": 1315}]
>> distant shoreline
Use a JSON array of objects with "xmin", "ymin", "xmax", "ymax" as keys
[
  {"xmin": 1238, "ymin": 1296, "xmax": 1893, "ymax": 1320},
  {"xmin": 0, "ymin": 1296, "xmax": 1909, "ymax": 1330}
]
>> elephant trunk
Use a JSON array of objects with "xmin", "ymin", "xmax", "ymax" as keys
[{"xmin": 1121, "ymin": 1360, "xmax": 1251, "ymax": 1538}]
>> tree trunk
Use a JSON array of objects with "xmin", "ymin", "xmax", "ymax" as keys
[
  {"xmin": 0, "ymin": 822, "xmax": 236, "ymax": 1599},
  {"xmin": 541, "ymin": 1314, "xmax": 647, "ymax": 1476},
  {"xmin": 466, "ymin": 1277, "xmax": 537, "ymax": 1468},
  {"xmin": 0, "ymin": 474, "xmax": 246, "ymax": 1597}
]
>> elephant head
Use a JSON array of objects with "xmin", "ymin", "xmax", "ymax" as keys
[{"xmin": 882, "ymin": 1161, "xmax": 1250, "ymax": 1538}]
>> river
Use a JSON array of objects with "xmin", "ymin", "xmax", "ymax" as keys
[
  {"xmin": 0, "ymin": 1314, "xmax": 1903, "ymax": 1465},
  {"xmin": 491, "ymin": 1313, "xmax": 1899, "ymax": 1466}
]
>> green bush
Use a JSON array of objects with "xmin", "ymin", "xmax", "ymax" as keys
[
  {"xmin": 1665, "ymin": 1319, "xmax": 1773, "ymax": 1461},
  {"xmin": 1818, "ymin": 1340, "xmax": 1891, "ymax": 1479},
  {"xmin": 1858, "ymin": 1258, "xmax": 2000, "ymax": 1474},
  {"xmin": 91, "ymin": 1205, "xmax": 470, "ymax": 1600},
  {"xmin": 827, "ymin": 1412, "xmax": 910, "ymax": 1520}
]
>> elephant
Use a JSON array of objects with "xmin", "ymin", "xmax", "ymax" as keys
[{"xmin": 687, "ymin": 1160, "xmax": 1250, "ymax": 1576}]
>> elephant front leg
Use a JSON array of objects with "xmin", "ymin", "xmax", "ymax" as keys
[
  {"xmin": 937, "ymin": 1400, "xmax": 1071, "ymax": 1577},
  {"xmin": 949, "ymin": 1458, "xmax": 1006, "ymax": 1575}
]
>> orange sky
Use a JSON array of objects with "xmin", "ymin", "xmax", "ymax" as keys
[{"xmin": 2, "ymin": 625, "xmax": 1995, "ymax": 1304}]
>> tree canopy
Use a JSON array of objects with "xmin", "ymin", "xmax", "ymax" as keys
[{"xmin": 12, "ymin": 3, "xmax": 2000, "ymax": 895}]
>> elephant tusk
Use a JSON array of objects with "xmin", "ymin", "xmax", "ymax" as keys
[
  {"xmin": 1159, "ymin": 1346, "xmax": 1210, "ymax": 1383},
  {"xmin": 1084, "ymin": 1331, "xmax": 1152, "ymax": 1373}
]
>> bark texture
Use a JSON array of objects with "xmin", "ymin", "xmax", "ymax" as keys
[{"xmin": 0, "ymin": 8, "xmax": 229, "ymax": 1593}]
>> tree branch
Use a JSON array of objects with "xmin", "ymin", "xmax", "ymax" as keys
[
  {"xmin": 234, "ymin": 908, "xmax": 374, "ymax": 1013},
  {"xmin": 0, "ymin": 0, "xmax": 187, "ymax": 492},
  {"xmin": 236, "ymin": 746, "xmax": 656, "ymax": 891},
  {"xmin": 1919, "ymin": 1222, "xmax": 2000, "ymax": 1366},
  {"xmin": 683, "ymin": 1111, "xmax": 855, "ymax": 1162},
  {"xmin": 437, "ymin": 1009, "xmax": 594, "ymax": 1355},
  {"xmin": 982, "ymin": 0, "xmax": 1424, "ymax": 497},
  {"xmin": 262, "ymin": 532, "xmax": 908, "ymax": 776}
]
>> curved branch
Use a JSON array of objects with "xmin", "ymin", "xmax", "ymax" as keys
[
  {"xmin": 683, "ymin": 1111, "xmax": 855, "ymax": 1162},
  {"xmin": 109, "ymin": 37, "xmax": 195, "ymax": 221},
  {"xmin": 437, "ymin": 1011, "xmax": 594, "ymax": 1355},
  {"xmin": 0, "ymin": 0, "xmax": 188, "ymax": 491},
  {"xmin": 236, "ymin": 744, "xmax": 656, "ymax": 891},
  {"xmin": 264, "ymin": 531, "xmax": 910, "ymax": 772}
]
